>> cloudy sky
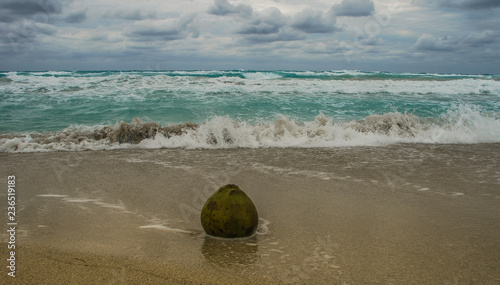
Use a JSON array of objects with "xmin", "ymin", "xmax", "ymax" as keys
[{"xmin": 1, "ymin": 0, "xmax": 499, "ymax": 73}]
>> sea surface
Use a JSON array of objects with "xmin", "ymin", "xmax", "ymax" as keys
[
  {"xmin": 1, "ymin": 71, "xmax": 500, "ymax": 284},
  {"xmin": 0, "ymin": 70, "xmax": 499, "ymax": 152}
]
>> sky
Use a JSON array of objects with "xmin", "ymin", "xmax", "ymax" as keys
[{"xmin": 0, "ymin": 0, "xmax": 499, "ymax": 73}]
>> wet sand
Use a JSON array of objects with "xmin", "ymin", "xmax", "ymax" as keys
[{"xmin": 1, "ymin": 144, "xmax": 500, "ymax": 284}]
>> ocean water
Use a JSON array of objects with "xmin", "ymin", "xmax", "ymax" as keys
[{"xmin": 0, "ymin": 70, "xmax": 499, "ymax": 152}]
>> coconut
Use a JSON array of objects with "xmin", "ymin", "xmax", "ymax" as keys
[{"xmin": 201, "ymin": 184, "xmax": 259, "ymax": 238}]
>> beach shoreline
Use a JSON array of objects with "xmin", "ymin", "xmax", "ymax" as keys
[
  {"xmin": 1, "ymin": 243, "xmax": 271, "ymax": 284},
  {"xmin": 1, "ymin": 144, "xmax": 500, "ymax": 284}
]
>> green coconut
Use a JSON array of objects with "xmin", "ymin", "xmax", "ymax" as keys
[{"xmin": 201, "ymin": 184, "xmax": 259, "ymax": 238}]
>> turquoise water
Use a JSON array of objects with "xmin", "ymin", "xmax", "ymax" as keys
[{"xmin": 1, "ymin": 70, "xmax": 499, "ymax": 151}]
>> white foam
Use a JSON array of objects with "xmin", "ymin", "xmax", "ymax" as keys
[
  {"xmin": 37, "ymin": 194, "xmax": 131, "ymax": 212},
  {"xmin": 4, "ymin": 71, "xmax": 499, "ymax": 109},
  {"xmin": 242, "ymin": 72, "xmax": 283, "ymax": 80},
  {"xmin": 37, "ymin": 194, "xmax": 68, "ymax": 198},
  {"xmin": 1, "ymin": 103, "xmax": 499, "ymax": 152},
  {"xmin": 93, "ymin": 201, "xmax": 127, "ymax": 210},
  {"xmin": 256, "ymin": 218, "xmax": 271, "ymax": 235},
  {"xmin": 31, "ymin": 71, "xmax": 74, "ymax": 76},
  {"xmin": 62, "ymin": 198, "xmax": 97, "ymax": 203},
  {"xmin": 138, "ymin": 225, "xmax": 195, "ymax": 234},
  {"xmin": 0, "ymin": 110, "xmax": 500, "ymax": 152}
]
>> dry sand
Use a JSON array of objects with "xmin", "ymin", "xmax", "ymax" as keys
[{"xmin": 1, "ymin": 144, "xmax": 500, "ymax": 284}]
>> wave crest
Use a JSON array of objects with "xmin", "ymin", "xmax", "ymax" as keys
[
  {"xmin": 93, "ymin": 119, "xmax": 198, "ymax": 144},
  {"xmin": 1, "ymin": 105, "xmax": 499, "ymax": 152},
  {"xmin": 352, "ymin": 112, "xmax": 422, "ymax": 137}
]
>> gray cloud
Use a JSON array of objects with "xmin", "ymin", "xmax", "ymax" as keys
[
  {"xmin": 110, "ymin": 9, "xmax": 157, "ymax": 21},
  {"xmin": 415, "ymin": 0, "xmax": 500, "ymax": 11},
  {"xmin": 209, "ymin": 1, "xmax": 340, "ymax": 36},
  {"xmin": 64, "ymin": 11, "xmax": 86, "ymax": 24},
  {"xmin": 0, "ymin": 20, "xmax": 58, "ymax": 55},
  {"xmin": 233, "ymin": 6, "xmax": 333, "ymax": 43},
  {"xmin": 359, "ymin": 36, "xmax": 383, "ymax": 46},
  {"xmin": 238, "ymin": 22, "xmax": 282, "ymax": 35},
  {"xmin": 0, "ymin": 0, "xmax": 61, "ymax": 16},
  {"xmin": 234, "ymin": 7, "xmax": 290, "ymax": 43},
  {"xmin": 34, "ymin": 22, "xmax": 58, "ymax": 35},
  {"xmin": 232, "ymin": 4, "xmax": 341, "ymax": 44},
  {"xmin": 0, "ymin": 0, "xmax": 499, "ymax": 74},
  {"xmin": 414, "ymin": 34, "xmax": 457, "ymax": 51},
  {"xmin": 208, "ymin": 0, "xmax": 252, "ymax": 17},
  {"xmin": 127, "ymin": 28, "xmax": 183, "ymax": 41},
  {"xmin": 0, "ymin": 0, "xmax": 72, "ymax": 54},
  {"xmin": 463, "ymin": 31, "xmax": 496, "ymax": 46},
  {"xmin": 237, "ymin": 8, "xmax": 286, "ymax": 35},
  {"xmin": 0, "ymin": 0, "xmax": 63, "ymax": 23},
  {"xmin": 414, "ymin": 30, "xmax": 497, "ymax": 53},
  {"xmin": 333, "ymin": 0, "xmax": 375, "ymax": 17},
  {"xmin": 126, "ymin": 14, "xmax": 198, "ymax": 42},
  {"xmin": 438, "ymin": 0, "xmax": 500, "ymax": 10},
  {"xmin": 305, "ymin": 40, "xmax": 351, "ymax": 54},
  {"xmin": 241, "ymin": 28, "xmax": 306, "ymax": 43},
  {"xmin": 291, "ymin": 8, "xmax": 339, "ymax": 33}
]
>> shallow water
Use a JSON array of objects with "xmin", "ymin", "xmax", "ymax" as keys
[{"xmin": 2, "ymin": 144, "xmax": 499, "ymax": 283}]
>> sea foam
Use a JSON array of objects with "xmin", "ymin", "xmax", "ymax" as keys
[
  {"xmin": 1, "ymin": 104, "xmax": 499, "ymax": 152},
  {"xmin": 2, "ymin": 70, "xmax": 499, "ymax": 149}
]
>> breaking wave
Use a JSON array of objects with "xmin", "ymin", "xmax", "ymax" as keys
[{"xmin": 1, "ymin": 104, "xmax": 499, "ymax": 152}]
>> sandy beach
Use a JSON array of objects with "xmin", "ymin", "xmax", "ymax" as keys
[{"xmin": 1, "ymin": 144, "xmax": 500, "ymax": 284}]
